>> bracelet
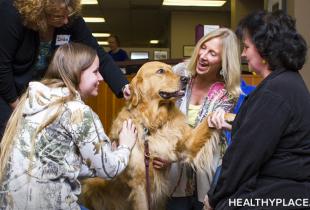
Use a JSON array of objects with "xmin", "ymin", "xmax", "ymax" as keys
[{"xmin": 118, "ymin": 144, "xmax": 131, "ymax": 151}]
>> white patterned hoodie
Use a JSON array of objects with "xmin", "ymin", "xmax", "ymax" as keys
[{"xmin": 0, "ymin": 82, "xmax": 130, "ymax": 210}]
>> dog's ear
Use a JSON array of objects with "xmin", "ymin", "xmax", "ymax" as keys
[{"xmin": 129, "ymin": 76, "xmax": 142, "ymax": 107}]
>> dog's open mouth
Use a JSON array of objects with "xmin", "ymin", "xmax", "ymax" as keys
[{"xmin": 159, "ymin": 90, "xmax": 185, "ymax": 99}]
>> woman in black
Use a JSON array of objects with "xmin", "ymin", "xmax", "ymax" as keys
[
  {"xmin": 0, "ymin": 0, "xmax": 129, "ymax": 137},
  {"xmin": 206, "ymin": 10, "xmax": 310, "ymax": 210}
]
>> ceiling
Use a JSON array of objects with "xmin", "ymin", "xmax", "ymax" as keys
[{"xmin": 81, "ymin": 0, "xmax": 231, "ymax": 47}]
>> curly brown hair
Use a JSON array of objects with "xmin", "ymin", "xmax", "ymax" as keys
[
  {"xmin": 14, "ymin": 0, "xmax": 81, "ymax": 32},
  {"xmin": 236, "ymin": 10, "xmax": 307, "ymax": 72}
]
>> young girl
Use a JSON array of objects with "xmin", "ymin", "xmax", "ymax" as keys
[{"xmin": 0, "ymin": 43, "xmax": 137, "ymax": 209}]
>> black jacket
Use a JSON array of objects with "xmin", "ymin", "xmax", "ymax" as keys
[
  {"xmin": 0, "ymin": 0, "xmax": 128, "ymax": 104},
  {"xmin": 208, "ymin": 69, "xmax": 310, "ymax": 209}
]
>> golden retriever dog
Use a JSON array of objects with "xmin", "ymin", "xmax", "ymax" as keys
[{"xmin": 79, "ymin": 61, "xmax": 234, "ymax": 210}]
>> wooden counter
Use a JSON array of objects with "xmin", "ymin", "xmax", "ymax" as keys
[{"xmin": 241, "ymin": 74, "xmax": 263, "ymax": 86}]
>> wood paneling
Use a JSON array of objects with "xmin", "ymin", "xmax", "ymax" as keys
[
  {"xmin": 241, "ymin": 74, "xmax": 263, "ymax": 87},
  {"xmin": 85, "ymin": 75, "xmax": 134, "ymax": 133}
]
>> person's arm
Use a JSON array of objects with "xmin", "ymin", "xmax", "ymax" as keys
[
  {"xmin": 123, "ymin": 49, "xmax": 129, "ymax": 61},
  {"xmin": 208, "ymin": 90, "xmax": 291, "ymax": 207},
  {"xmin": 207, "ymin": 109, "xmax": 232, "ymax": 130},
  {"xmin": 69, "ymin": 16, "xmax": 128, "ymax": 97},
  {"xmin": 0, "ymin": 2, "xmax": 21, "ymax": 104},
  {"xmin": 72, "ymin": 105, "xmax": 135, "ymax": 179}
]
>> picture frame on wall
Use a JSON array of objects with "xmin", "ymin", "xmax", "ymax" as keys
[
  {"xmin": 154, "ymin": 50, "xmax": 168, "ymax": 60},
  {"xmin": 268, "ymin": 0, "xmax": 286, "ymax": 12},
  {"xmin": 183, "ymin": 45, "xmax": 195, "ymax": 57}
]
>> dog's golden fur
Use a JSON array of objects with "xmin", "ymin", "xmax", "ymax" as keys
[{"xmin": 79, "ymin": 61, "xmax": 232, "ymax": 210}]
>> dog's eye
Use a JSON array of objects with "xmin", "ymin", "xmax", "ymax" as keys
[{"xmin": 156, "ymin": 68, "xmax": 165, "ymax": 74}]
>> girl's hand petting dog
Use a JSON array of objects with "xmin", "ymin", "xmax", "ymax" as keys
[{"xmin": 119, "ymin": 119, "xmax": 137, "ymax": 150}]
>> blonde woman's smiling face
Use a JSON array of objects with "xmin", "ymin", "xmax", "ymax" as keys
[{"xmin": 196, "ymin": 37, "xmax": 222, "ymax": 76}]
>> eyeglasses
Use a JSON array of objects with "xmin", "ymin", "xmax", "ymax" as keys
[{"xmin": 46, "ymin": 9, "xmax": 77, "ymax": 22}]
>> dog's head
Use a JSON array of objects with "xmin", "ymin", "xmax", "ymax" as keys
[{"xmin": 129, "ymin": 61, "xmax": 188, "ymax": 107}]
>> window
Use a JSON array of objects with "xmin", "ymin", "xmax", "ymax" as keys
[{"xmin": 130, "ymin": 51, "xmax": 149, "ymax": 60}]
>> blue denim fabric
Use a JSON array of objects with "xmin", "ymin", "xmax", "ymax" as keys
[{"xmin": 79, "ymin": 204, "xmax": 89, "ymax": 210}]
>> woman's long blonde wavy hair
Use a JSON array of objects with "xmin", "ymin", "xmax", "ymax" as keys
[
  {"xmin": 14, "ymin": 0, "xmax": 81, "ymax": 32},
  {"xmin": 187, "ymin": 28, "xmax": 242, "ymax": 99},
  {"xmin": 0, "ymin": 43, "xmax": 97, "ymax": 181}
]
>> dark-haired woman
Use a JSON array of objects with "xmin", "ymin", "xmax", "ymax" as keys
[{"xmin": 206, "ymin": 10, "xmax": 310, "ymax": 210}]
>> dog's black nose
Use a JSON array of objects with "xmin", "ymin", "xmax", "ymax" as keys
[{"xmin": 180, "ymin": 76, "xmax": 189, "ymax": 84}]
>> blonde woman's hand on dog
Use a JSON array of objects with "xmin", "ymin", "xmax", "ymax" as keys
[
  {"xmin": 119, "ymin": 119, "xmax": 137, "ymax": 150},
  {"xmin": 153, "ymin": 157, "xmax": 171, "ymax": 170},
  {"xmin": 207, "ymin": 108, "xmax": 232, "ymax": 130}
]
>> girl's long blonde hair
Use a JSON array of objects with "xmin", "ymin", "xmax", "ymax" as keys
[
  {"xmin": 187, "ymin": 28, "xmax": 242, "ymax": 99},
  {"xmin": 14, "ymin": 0, "xmax": 81, "ymax": 32},
  {"xmin": 0, "ymin": 43, "xmax": 97, "ymax": 181}
]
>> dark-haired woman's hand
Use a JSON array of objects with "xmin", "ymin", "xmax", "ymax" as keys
[{"xmin": 207, "ymin": 109, "xmax": 232, "ymax": 130}]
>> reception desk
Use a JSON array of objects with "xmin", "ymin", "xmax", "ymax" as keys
[
  {"xmin": 241, "ymin": 74, "xmax": 263, "ymax": 87},
  {"xmin": 86, "ymin": 60, "xmax": 262, "ymax": 133}
]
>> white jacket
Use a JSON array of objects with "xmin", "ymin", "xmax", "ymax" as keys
[{"xmin": 0, "ymin": 82, "xmax": 130, "ymax": 210}]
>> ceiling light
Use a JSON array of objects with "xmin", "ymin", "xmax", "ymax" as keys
[
  {"xmin": 92, "ymin": 33, "xmax": 111, "ymax": 37},
  {"xmin": 150, "ymin": 40, "xmax": 159, "ymax": 44},
  {"xmin": 81, "ymin": 0, "xmax": 98, "ymax": 5},
  {"xmin": 98, "ymin": 41, "xmax": 109, "ymax": 45},
  {"xmin": 163, "ymin": 0, "xmax": 226, "ymax": 7},
  {"xmin": 83, "ymin": 17, "xmax": 105, "ymax": 23}
]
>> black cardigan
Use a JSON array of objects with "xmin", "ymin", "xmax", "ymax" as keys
[
  {"xmin": 0, "ymin": 0, "xmax": 128, "ymax": 104},
  {"xmin": 208, "ymin": 69, "xmax": 310, "ymax": 209}
]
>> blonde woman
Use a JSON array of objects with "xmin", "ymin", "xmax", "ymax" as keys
[
  {"xmin": 0, "ymin": 0, "xmax": 129, "ymax": 137},
  {"xmin": 0, "ymin": 43, "xmax": 137, "ymax": 209},
  {"xmin": 157, "ymin": 28, "xmax": 241, "ymax": 210}
]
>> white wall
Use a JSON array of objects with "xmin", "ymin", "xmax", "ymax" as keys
[{"xmin": 170, "ymin": 11, "xmax": 230, "ymax": 58}]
